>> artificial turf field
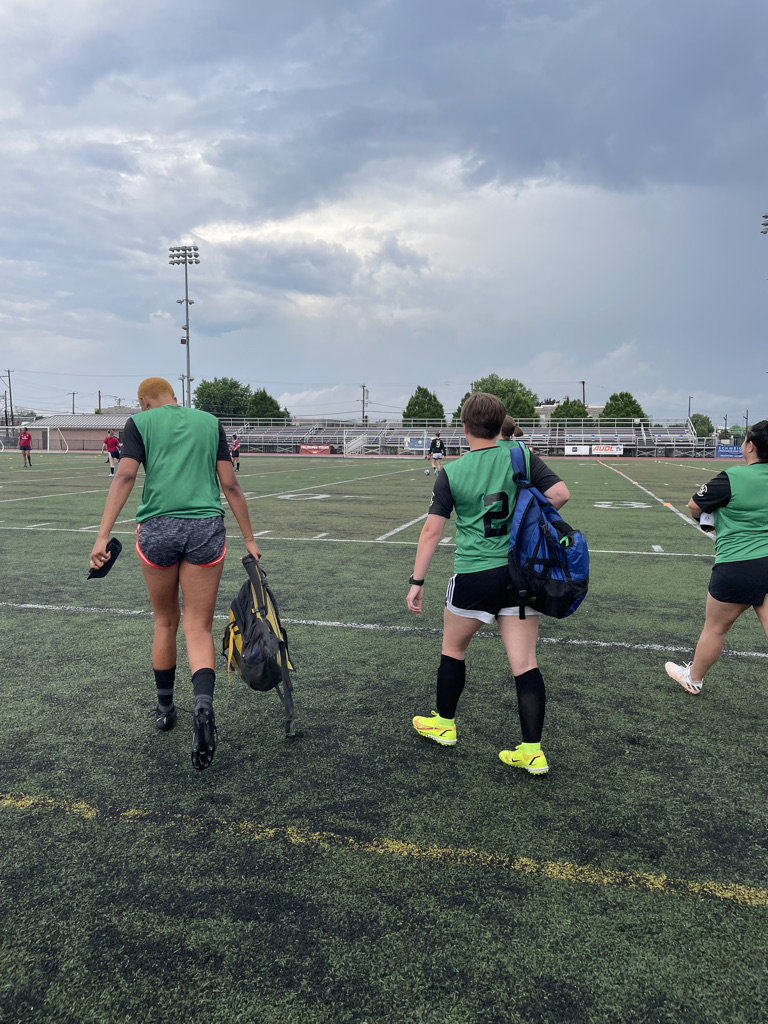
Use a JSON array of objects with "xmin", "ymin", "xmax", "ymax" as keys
[{"xmin": 1, "ymin": 450, "xmax": 767, "ymax": 1024}]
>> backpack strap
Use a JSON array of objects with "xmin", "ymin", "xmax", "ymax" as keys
[{"xmin": 509, "ymin": 440, "xmax": 531, "ymax": 484}]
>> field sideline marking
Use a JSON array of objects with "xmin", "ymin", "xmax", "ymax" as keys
[
  {"xmin": 0, "ymin": 488, "xmax": 107, "ymax": 503},
  {"xmin": 598, "ymin": 461, "xmax": 714, "ymax": 540},
  {"xmin": 376, "ymin": 513, "xmax": 428, "ymax": 540},
  {"xmin": 0, "ymin": 524, "xmax": 714, "ymax": 557},
  {"xmin": 0, "ymin": 600, "xmax": 763, "ymax": 659},
  {"xmin": 2, "ymin": 790, "xmax": 767, "ymax": 908}
]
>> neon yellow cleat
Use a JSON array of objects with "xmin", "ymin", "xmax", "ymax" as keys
[
  {"xmin": 499, "ymin": 745, "xmax": 549, "ymax": 774},
  {"xmin": 412, "ymin": 712, "xmax": 456, "ymax": 746}
]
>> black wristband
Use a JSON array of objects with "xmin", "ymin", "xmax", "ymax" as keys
[{"xmin": 409, "ymin": 575, "xmax": 425, "ymax": 586}]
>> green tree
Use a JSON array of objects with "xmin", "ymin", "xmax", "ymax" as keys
[
  {"xmin": 402, "ymin": 386, "xmax": 445, "ymax": 422},
  {"xmin": 600, "ymin": 391, "xmax": 647, "ymax": 420},
  {"xmin": 550, "ymin": 396, "xmax": 589, "ymax": 419},
  {"xmin": 690, "ymin": 413, "xmax": 714, "ymax": 437},
  {"xmin": 246, "ymin": 388, "xmax": 289, "ymax": 421},
  {"xmin": 194, "ymin": 377, "xmax": 252, "ymax": 416},
  {"xmin": 452, "ymin": 374, "xmax": 538, "ymax": 421}
]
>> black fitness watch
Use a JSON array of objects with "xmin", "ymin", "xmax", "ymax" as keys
[{"xmin": 409, "ymin": 575, "xmax": 425, "ymax": 586}]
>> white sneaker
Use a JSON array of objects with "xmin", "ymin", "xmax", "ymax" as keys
[{"xmin": 665, "ymin": 661, "xmax": 703, "ymax": 694}]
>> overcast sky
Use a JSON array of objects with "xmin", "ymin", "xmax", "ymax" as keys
[{"xmin": 2, "ymin": 0, "xmax": 767, "ymax": 425}]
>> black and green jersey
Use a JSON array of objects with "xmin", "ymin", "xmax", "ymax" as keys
[
  {"xmin": 693, "ymin": 462, "xmax": 768, "ymax": 563},
  {"xmin": 430, "ymin": 441, "xmax": 562, "ymax": 573},
  {"xmin": 121, "ymin": 405, "xmax": 231, "ymax": 523}
]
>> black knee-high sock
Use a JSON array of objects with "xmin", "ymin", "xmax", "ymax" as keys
[
  {"xmin": 154, "ymin": 667, "xmax": 176, "ymax": 710},
  {"xmin": 192, "ymin": 668, "xmax": 215, "ymax": 711},
  {"xmin": 436, "ymin": 654, "xmax": 466, "ymax": 719},
  {"xmin": 514, "ymin": 667, "xmax": 546, "ymax": 743}
]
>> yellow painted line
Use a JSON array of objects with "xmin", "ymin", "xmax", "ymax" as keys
[{"xmin": 3, "ymin": 791, "xmax": 768, "ymax": 907}]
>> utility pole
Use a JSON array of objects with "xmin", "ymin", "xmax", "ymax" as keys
[
  {"xmin": 579, "ymin": 380, "xmax": 586, "ymax": 406},
  {"xmin": 2, "ymin": 391, "xmax": 7, "ymax": 427},
  {"xmin": 69, "ymin": 392, "xmax": 77, "ymax": 415},
  {"xmin": 98, "ymin": 390, "xmax": 101, "ymax": 413},
  {"xmin": 4, "ymin": 370, "xmax": 14, "ymax": 426}
]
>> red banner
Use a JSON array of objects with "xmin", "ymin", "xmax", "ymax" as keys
[{"xmin": 299, "ymin": 444, "xmax": 331, "ymax": 455}]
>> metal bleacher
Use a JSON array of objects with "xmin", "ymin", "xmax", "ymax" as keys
[{"xmin": 216, "ymin": 417, "xmax": 714, "ymax": 458}]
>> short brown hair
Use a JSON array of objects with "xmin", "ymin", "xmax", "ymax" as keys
[
  {"xmin": 138, "ymin": 377, "xmax": 174, "ymax": 402},
  {"xmin": 461, "ymin": 392, "xmax": 506, "ymax": 439},
  {"xmin": 501, "ymin": 415, "xmax": 523, "ymax": 440}
]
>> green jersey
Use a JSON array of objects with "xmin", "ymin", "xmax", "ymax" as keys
[
  {"xmin": 433, "ymin": 442, "xmax": 561, "ymax": 573},
  {"xmin": 122, "ymin": 405, "xmax": 226, "ymax": 523},
  {"xmin": 694, "ymin": 462, "xmax": 768, "ymax": 563}
]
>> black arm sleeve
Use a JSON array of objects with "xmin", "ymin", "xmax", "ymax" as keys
[
  {"xmin": 119, "ymin": 418, "xmax": 145, "ymax": 464},
  {"xmin": 692, "ymin": 472, "xmax": 732, "ymax": 512},
  {"xmin": 217, "ymin": 424, "xmax": 232, "ymax": 462},
  {"xmin": 428, "ymin": 470, "xmax": 454, "ymax": 519},
  {"xmin": 529, "ymin": 452, "xmax": 563, "ymax": 494}
]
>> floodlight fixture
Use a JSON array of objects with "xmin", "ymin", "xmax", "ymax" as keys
[{"xmin": 168, "ymin": 242, "xmax": 201, "ymax": 407}]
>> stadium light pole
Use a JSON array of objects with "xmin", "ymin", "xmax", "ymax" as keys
[
  {"xmin": 687, "ymin": 395, "xmax": 693, "ymax": 419},
  {"xmin": 169, "ymin": 245, "xmax": 200, "ymax": 408}
]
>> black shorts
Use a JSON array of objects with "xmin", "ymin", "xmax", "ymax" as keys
[
  {"xmin": 20, "ymin": 446, "xmax": 30, "ymax": 452},
  {"xmin": 709, "ymin": 556, "xmax": 768, "ymax": 607},
  {"xmin": 445, "ymin": 565, "xmax": 539, "ymax": 623},
  {"xmin": 136, "ymin": 516, "xmax": 226, "ymax": 568}
]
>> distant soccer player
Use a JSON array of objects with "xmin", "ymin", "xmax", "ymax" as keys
[
  {"xmin": 101, "ymin": 430, "xmax": 122, "ymax": 476},
  {"xmin": 19, "ymin": 427, "xmax": 32, "ymax": 467},
  {"xmin": 665, "ymin": 420, "xmax": 768, "ymax": 694},
  {"xmin": 230, "ymin": 434, "xmax": 241, "ymax": 472},
  {"xmin": 88, "ymin": 377, "xmax": 263, "ymax": 771},
  {"xmin": 427, "ymin": 430, "xmax": 446, "ymax": 474},
  {"xmin": 407, "ymin": 392, "xmax": 570, "ymax": 773}
]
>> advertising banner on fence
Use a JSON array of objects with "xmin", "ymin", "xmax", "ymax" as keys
[
  {"xmin": 565, "ymin": 445, "xmax": 590, "ymax": 456},
  {"xmin": 715, "ymin": 445, "xmax": 743, "ymax": 459},
  {"xmin": 591, "ymin": 444, "xmax": 624, "ymax": 456},
  {"xmin": 299, "ymin": 444, "xmax": 331, "ymax": 455}
]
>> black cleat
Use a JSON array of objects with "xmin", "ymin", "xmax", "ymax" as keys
[
  {"xmin": 156, "ymin": 706, "xmax": 177, "ymax": 731},
  {"xmin": 191, "ymin": 706, "xmax": 217, "ymax": 770}
]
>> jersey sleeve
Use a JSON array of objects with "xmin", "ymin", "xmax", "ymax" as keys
[
  {"xmin": 529, "ymin": 452, "xmax": 563, "ymax": 494},
  {"xmin": 428, "ymin": 470, "xmax": 454, "ymax": 518},
  {"xmin": 692, "ymin": 471, "xmax": 732, "ymax": 512},
  {"xmin": 119, "ymin": 418, "xmax": 145, "ymax": 464},
  {"xmin": 217, "ymin": 424, "xmax": 232, "ymax": 461}
]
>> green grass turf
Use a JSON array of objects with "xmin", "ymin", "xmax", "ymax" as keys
[{"xmin": 1, "ymin": 451, "xmax": 767, "ymax": 1024}]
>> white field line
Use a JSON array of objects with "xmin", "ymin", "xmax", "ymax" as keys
[
  {"xmin": 24, "ymin": 523, "xmax": 52, "ymax": 529},
  {"xmin": 0, "ymin": 466, "xmax": 413, "ymax": 510},
  {"xmin": 0, "ymin": 600, "xmax": 764, "ymax": 660},
  {"xmin": 0, "ymin": 524, "xmax": 715, "ymax": 557},
  {"xmin": 0, "ymin": 488, "xmax": 107, "ymax": 504},
  {"xmin": 598, "ymin": 461, "xmax": 714, "ymax": 540},
  {"xmin": 376, "ymin": 513, "xmax": 428, "ymax": 541},
  {"xmin": 245, "ymin": 466, "xmax": 418, "ymax": 503},
  {"xmin": 80, "ymin": 517, "xmax": 136, "ymax": 532}
]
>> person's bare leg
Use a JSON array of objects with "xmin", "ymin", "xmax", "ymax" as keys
[
  {"xmin": 690, "ymin": 594, "xmax": 748, "ymax": 682},
  {"xmin": 498, "ymin": 613, "xmax": 540, "ymax": 676},
  {"xmin": 140, "ymin": 561, "xmax": 181, "ymax": 670},
  {"xmin": 441, "ymin": 607, "xmax": 485, "ymax": 659},
  {"xmin": 178, "ymin": 560, "xmax": 225, "ymax": 673}
]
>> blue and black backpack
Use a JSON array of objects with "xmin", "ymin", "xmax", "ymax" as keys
[{"xmin": 506, "ymin": 442, "xmax": 589, "ymax": 619}]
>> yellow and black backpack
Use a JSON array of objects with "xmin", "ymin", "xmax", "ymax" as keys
[{"xmin": 222, "ymin": 555, "xmax": 298, "ymax": 737}]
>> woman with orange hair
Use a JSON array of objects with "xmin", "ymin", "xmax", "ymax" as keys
[{"xmin": 89, "ymin": 377, "xmax": 262, "ymax": 770}]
